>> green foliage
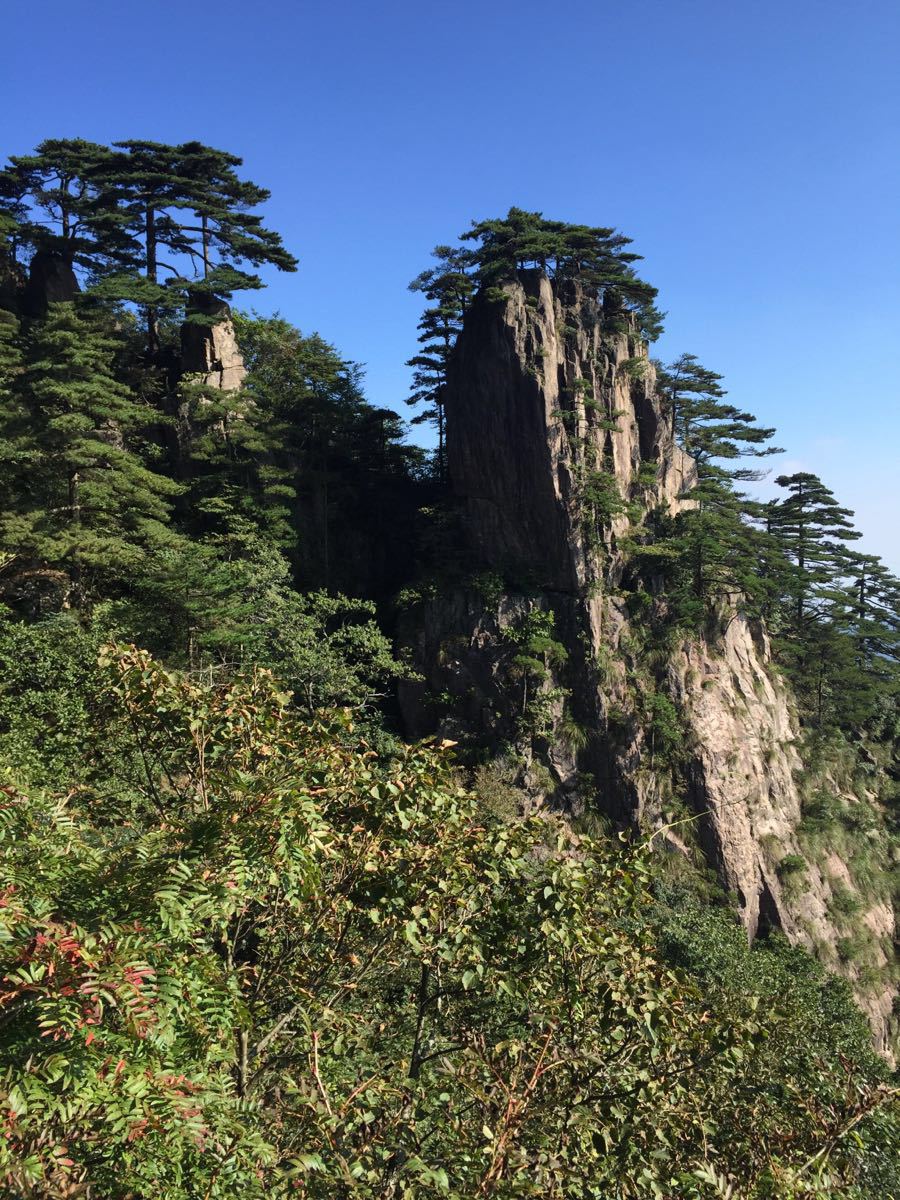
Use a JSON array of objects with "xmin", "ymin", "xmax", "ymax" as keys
[
  {"xmin": 765, "ymin": 473, "xmax": 899, "ymax": 728},
  {"xmin": 1, "ymin": 138, "xmax": 298, "ymax": 349},
  {"xmin": 96, "ymin": 524, "xmax": 407, "ymax": 724},
  {"xmin": 636, "ymin": 458, "xmax": 659, "ymax": 488},
  {"xmin": 406, "ymin": 245, "xmax": 474, "ymax": 479},
  {"xmin": 0, "ymin": 139, "xmax": 127, "ymax": 279},
  {"xmin": 830, "ymin": 884, "xmax": 862, "ymax": 918},
  {"xmin": 2, "ymin": 651, "xmax": 897, "ymax": 1198},
  {"xmin": 0, "ymin": 149, "xmax": 898, "ymax": 1199},
  {"xmin": 461, "ymin": 207, "xmax": 664, "ymax": 341},
  {"xmin": 0, "ymin": 307, "xmax": 20, "ymax": 390},
  {"xmin": 645, "ymin": 688, "xmax": 687, "ymax": 769},
  {"xmin": 233, "ymin": 311, "xmax": 424, "ymax": 592},
  {"xmin": 656, "ymin": 354, "xmax": 781, "ymax": 482},
  {"xmin": 626, "ymin": 357, "xmax": 899, "ymax": 740},
  {"xmin": 577, "ymin": 463, "xmax": 627, "ymax": 534},
  {"xmin": 795, "ymin": 734, "xmax": 895, "ymax": 906},
  {"xmin": 769, "ymin": 472, "xmax": 861, "ymax": 626},
  {"xmin": 502, "ymin": 608, "xmax": 569, "ymax": 736},
  {"xmin": 0, "ymin": 301, "xmax": 185, "ymax": 608},
  {"xmin": 0, "ymin": 612, "xmax": 101, "ymax": 785},
  {"xmin": 190, "ymin": 532, "xmax": 407, "ymax": 716},
  {"xmin": 625, "ymin": 352, "xmax": 788, "ymax": 624},
  {"xmin": 0, "ymin": 308, "xmax": 25, "ymax": 537},
  {"xmin": 777, "ymin": 853, "xmax": 807, "ymax": 878},
  {"xmin": 634, "ymin": 484, "xmax": 776, "ymax": 628},
  {"xmin": 405, "ymin": 209, "xmax": 667, "ymax": 470},
  {"xmin": 651, "ymin": 883, "xmax": 900, "ymax": 1198}
]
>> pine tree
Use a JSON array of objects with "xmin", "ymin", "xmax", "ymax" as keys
[
  {"xmin": 406, "ymin": 245, "xmax": 474, "ymax": 480},
  {"xmin": 761, "ymin": 474, "xmax": 900, "ymax": 727},
  {"xmin": 216, "ymin": 313, "xmax": 422, "ymax": 591},
  {"xmin": 0, "ymin": 302, "xmax": 183, "ymax": 606},
  {"xmin": 96, "ymin": 140, "xmax": 298, "ymax": 352},
  {"xmin": 1, "ymin": 139, "xmax": 298, "ymax": 353},
  {"xmin": 657, "ymin": 354, "xmax": 781, "ymax": 482},
  {"xmin": 638, "ymin": 355, "xmax": 783, "ymax": 620},
  {"xmin": 461, "ymin": 208, "xmax": 663, "ymax": 338},
  {"xmin": 813, "ymin": 549, "xmax": 900, "ymax": 724},
  {"xmin": 643, "ymin": 479, "xmax": 776, "ymax": 625},
  {"xmin": 0, "ymin": 309, "xmax": 25, "ymax": 553},
  {"xmin": 0, "ymin": 306, "xmax": 20, "ymax": 387},
  {"xmin": 404, "ymin": 211, "xmax": 667, "ymax": 482},
  {"xmin": 843, "ymin": 550, "xmax": 900, "ymax": 669},
  {"xmin": 0, "ymin": 139, "xmax": 124, "ymax": 277},
  {"xmin": 769, "ymin": 472, "xmax": 861, "ymax": 628}
]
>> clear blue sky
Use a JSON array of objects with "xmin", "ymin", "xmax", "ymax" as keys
[{"xmin": 3, "ymin": 0, "xmax": 899, "ymax": 567}]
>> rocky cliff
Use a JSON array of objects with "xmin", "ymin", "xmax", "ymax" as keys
[{"xmin": 400, "ymin": 271, "xmax": 897, "ymax": 1056}]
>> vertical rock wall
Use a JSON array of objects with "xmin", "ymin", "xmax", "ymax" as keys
[
  {"xmin": 403, "ymin": 270, "xmax": 896, "ymax": 1056},
  {"xmin": 445, "ymin": 270, "xmax": 694, "ymax": 591}
]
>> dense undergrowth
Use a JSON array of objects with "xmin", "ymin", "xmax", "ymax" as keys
[{"xmin": 0, "ymin": 647, "xmax": 897, "ymax": 1198}]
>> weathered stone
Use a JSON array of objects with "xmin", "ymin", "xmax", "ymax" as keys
[
  {"xmin": 21, "ymin": 249, "xmax": 79, "ymax": 316},
  {"xmin": 445, "ymin": 272, "xmax": 695, "ymax": 590},
  {"xmin": 180, "ymin": 295, "xmax": 246, "ymax": 391}
]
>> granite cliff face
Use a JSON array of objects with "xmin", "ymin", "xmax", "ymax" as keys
[
  {"xmin": 180, "ymin": 296, "xmax": 247, "ymax": 392},
  {"xmin": 400, "ymin": 272, "xmax": 897, "ymax": 1055},
  {"xmin": 445, "ymin": 269, "xmax": 694, "ymax": 590}
]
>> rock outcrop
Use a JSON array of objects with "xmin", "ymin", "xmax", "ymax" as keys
[
  {"xmin": 180, "ymin": 295, "xmax": 246, "ymax": 391},
  {"xmin": 401, "ymin": 270, "xmax": 897, "ymax": 1057},
  {"xmin": 20, "ymin": 249, "xmax": 79, "ymax": 316},
  {"xmin": 446, "ymin": 270, "xmax": 694, "ymax": 591}
]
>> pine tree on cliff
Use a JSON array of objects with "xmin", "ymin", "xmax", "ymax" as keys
[
  {"xmin": 461, "ymin": 208, "xmax": 664, "ymax": 340},
  {"xmin": 404, "ymin": 210, "xmax": 665, "ymax": 477},
  {"xmin": 0, "ymin": 307, "xmax": 20, "ymax": 385},
  {"xmin": 229, "ymin": 312, "xmax": 422, "ymax": 587},
  {"xmin": 93, "ymin": 140, "xmax": 298, "ymax": 353},
  {"xmin": 817, "ymin": 549, "xmax": 900, "ymax": 724},
  {"xmin": 645, "ymin": 354, "xmax": 783, "ymax": 617},
  {"xmin": 0, "ymin": 139, "xmax": 126, "ymax": 278},
  {"xmin": 843, "ymin": 550, "xmax": 900, "ymax": 669},
  {"xmin": 0, "ymin": 308, "xmax": 25, "ymax": 534},
  {"xmin": 0, "ymin": 302, "xmax": 183, "ymax": 605},
  {"xmin": 760, "ymin": 472, "xmax": 893, "ymax": 726},
  {"xmin": 406, "ymin": 245, "xmax": 474, "ymax": 480},
  {"xmin": 0, "ymin": 178, "xmax": 31, "ymax": 273},
  {"xmin": 1, "ymin": 139, "xmax": 298, "ymax": 354},
  {"xmin": 644, "ymin": 480, "xmax": 777, "ymax": 625},
  {"xmin": 657, "ymin": 353, "xmax": 781, "ymax": 482},
  {"xmin": 768, "ymin": 472, "xmax": 861, "ymax": 628}
]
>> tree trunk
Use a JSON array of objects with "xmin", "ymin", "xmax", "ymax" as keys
[
  {"xmin": 202, "ymin": 213, "xmax": 210, "ymax": 279},
  {"xmin": 146, "ymin": 206, "xmax": 159, "ymax": 356}
]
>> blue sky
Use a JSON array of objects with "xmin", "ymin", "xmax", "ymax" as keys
[{"xmin": 3, "ymin": 0, "xmax": 899, "ymax": 567}]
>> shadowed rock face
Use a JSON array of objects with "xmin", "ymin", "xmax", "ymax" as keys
[
  {"xmin": 445, "ymin": 271, "xmax": 694, "ymax": 590},
  {"xmin": 406, "ymin": 270, "xmax": 896, "ymax": 1057},
  {"xmin": 21, "ymin": 249, "xmax": 79, "ymax": 316}
]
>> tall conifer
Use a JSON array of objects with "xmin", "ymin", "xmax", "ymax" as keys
[
  {"xmin": 657, "ymin": 354, "xmax": 781, "ymax": 482},
  {"xmin": 769, "ymin": 472, "xmax": 861, "ymax": 628},
  {"xmin": 406, "ymin": 245, "xmax": 474, "ymax": 479},
  {"xmin": 0, "ymin": 303, "xmax": 183, "ymax": 605}
]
